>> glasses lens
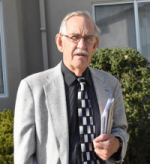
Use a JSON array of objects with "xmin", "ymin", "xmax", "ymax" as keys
[
  {"xmin": 85, "ymin": 36, "xmax": 95, "ymax": 43},
  {"xmin": 69, "ymin": 36, "xmax": 80, "ymax": 42},
  {"xmin": 65, "ymin": 34, "xmax": 96, "ymax": 44}
]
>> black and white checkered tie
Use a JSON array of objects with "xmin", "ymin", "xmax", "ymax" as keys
[{"xmin": 77, "ymin": 77, "xmax": 100, "ymax": 164}]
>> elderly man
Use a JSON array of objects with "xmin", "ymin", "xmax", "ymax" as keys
[{"xmin": 14, "ymin": 11, "xmax": 129, "ymax": 164}]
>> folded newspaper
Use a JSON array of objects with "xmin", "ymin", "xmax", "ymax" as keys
[{"xmin": 101, "ymin": 98, "xmax": 114, "ymax": 134}]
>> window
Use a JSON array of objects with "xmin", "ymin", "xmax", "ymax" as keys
[
  {"xmin": 0, "ymin": 1, "xmax": 7, "ymax": 97},
  {"xmin": 138, "ymin": 2, "xmax": 150, "ymax": 61},
  {"xmin": 93, "ymin": 0, "xmax": 150, "ymax": 61}
]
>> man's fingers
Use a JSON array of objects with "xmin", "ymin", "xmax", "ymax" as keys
[
  {"xmin": 93, "ymin": 142, "xmax": 105, "ymax": 149},
  {"xmin": 93, "ymin": 134, "xmax": 120, "ymax": 161},
  {"xmin": 94, "ymin": 148, "xmax": 109, "ymax": 161},
  {"xmin": 94, "ymin": 133, "xmax": 112, "ymax": 143}
]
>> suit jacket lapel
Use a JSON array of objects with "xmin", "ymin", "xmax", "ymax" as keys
[
  {"xmin": 43, "ymin": 63, "xmax": 69, "ymax": 164},
  {"xmin": 89, "ymin": 67, "xmax": 113, "ymax": 115}
]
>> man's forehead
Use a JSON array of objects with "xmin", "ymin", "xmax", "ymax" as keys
[{"xmin": 66, "ymin": 15, "xmax": 95, "ymax": 33}]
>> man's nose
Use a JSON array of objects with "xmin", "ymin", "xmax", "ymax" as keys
[{"xmin": 77, "ymin": 38, "xmax": 86, "ymax": 49}]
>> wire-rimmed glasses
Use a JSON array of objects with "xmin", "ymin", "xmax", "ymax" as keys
[{"xmin": 61, "ymin": 34, "xmax": 97, "ymax": 44}]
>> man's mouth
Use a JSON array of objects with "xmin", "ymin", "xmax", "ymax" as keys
[{"xmin": 75, "ymin": 53, "xmax": 87, "ymax": 57}]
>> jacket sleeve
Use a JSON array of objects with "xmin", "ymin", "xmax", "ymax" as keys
[
  {"xmin": 14, "ymin": 80, "xmax": 37, "ymax": 164},
  {"xmin": 107, "ymin": 80, "xmax": 129, "ymax": 164}
]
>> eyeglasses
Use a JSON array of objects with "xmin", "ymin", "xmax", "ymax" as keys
[{"xmin": 61, "ymin": 34, "xmax": 97, "ymax": 44}]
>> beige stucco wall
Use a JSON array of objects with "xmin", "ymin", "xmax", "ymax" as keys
[
  {"xmin": 0, "ymin": 0, "xmax": 43, "ymax": 111},
  {"xmin": 1, "ymin": 0, "xmax": 116, "ymax": 111},
  {"xmin": 0, "ymin": 0, "xmax": 102, "ymax": 111}
]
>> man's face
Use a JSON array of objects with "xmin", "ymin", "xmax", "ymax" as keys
[{"xmin": 57, "ymin": 15, "xmax": 99, "ymax": 75}]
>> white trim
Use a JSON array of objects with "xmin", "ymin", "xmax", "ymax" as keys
[
  {"xmin": 0, "ymin": 1, "xmax": 8, "ymax": 98},
  {"xmin": 134, "ymin": 0, "xmax": 141, "ymax": 52},
  {"xmin": 93, "ymin": 1, "xmax": 134, "ymax": 7},
  {"xmin": 137, "ymin": 0, "xmax": 150, "ymax": 2}
]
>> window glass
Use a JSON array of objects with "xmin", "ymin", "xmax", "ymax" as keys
[
  {"xmin": 95, "ymin": 3, "xmax": 136, "ymax": 49},
  {"xmin": 138, "ymin": 2, "xmax": 150, "ymax": 61}
]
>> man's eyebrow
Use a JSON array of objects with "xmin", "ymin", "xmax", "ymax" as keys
[{"xmin": 85, "ymin": 34, "xmax": 95, "ymax": 37}]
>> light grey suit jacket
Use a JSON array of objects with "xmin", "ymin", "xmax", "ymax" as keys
[{"xmin": 14, "ymin": 62, "xmax": 129, "ymax": 164}]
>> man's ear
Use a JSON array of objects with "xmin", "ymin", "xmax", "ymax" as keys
[
  {"xmin": 93, "ymin": 38, "xmax": 99, "ymax": 50},
  {"xmin": 91, "ymin": 38, "xmax": 99, "ymax": 54},
  {"xmin": 56, "ymin": 34, "xmax": 64, "ymax": 52}
]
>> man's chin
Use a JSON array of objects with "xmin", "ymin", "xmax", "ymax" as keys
[
  {"xmin": 73, "ymin": 57, "xmax": 88, "ymax": 64},
  {"xmin": 73, "ymin": 63, "xmax": 88, "ymax": 70}
]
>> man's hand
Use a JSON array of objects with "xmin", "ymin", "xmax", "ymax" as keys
[{"xmin": 93, "ymin": 134, "xmax": 120, "ymax": 161}]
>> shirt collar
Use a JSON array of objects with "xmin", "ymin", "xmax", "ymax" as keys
[{"xmin": 61, "ymin": 61, "xmax": 92, "ymax": 87}]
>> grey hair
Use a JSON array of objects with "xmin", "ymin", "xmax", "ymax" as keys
[{"xmin": 59, "ymin": 11, "xmax": 101, "ymax": 37}]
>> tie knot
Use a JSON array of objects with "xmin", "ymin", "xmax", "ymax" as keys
[
  {"xmin": 77, "ymin": 77, "xmax": 85, "ymax": 83},
  {"xmin": 77, "ymin": 77, "xmax": 86, "ymax": 91}
]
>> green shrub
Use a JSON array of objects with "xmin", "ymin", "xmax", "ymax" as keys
[
  {"xmin": 0, "ymin": 109, "xmax": 14, "ymax": 164},
  {"xmin": 90, "ymin": 47, "xmax": 150, "ymax": 164}
]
